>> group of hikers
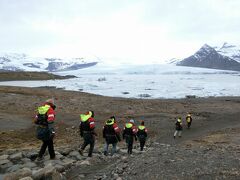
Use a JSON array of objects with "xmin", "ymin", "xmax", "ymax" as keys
[
  {"xmin": 34, "ymin": 99, "xmax": 148, "ymax": 160},
  {"xmin": 34, "ymin": 99, "xmax": 192, "ymax": 160},
  {"xmin": 174, "ymin": 113, "xmax": 193, "ymax": 139}
]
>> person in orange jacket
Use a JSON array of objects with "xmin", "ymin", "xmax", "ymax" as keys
[
  {"xmin": 35, "ymin": 99, "xmax": 56, "ymax": 160},
  {"xmin": 123, "ymin": 119, "xmax": 137, "ymax": 154},
  {"xmin": 79, "ymin": 111, "xmax": 96, "ymax": 157},
  {"xmin": 137, "ymin": 121, "xmax": 148, "ymax": 151},
  {"xmin": 103, "ymin": 116, "xmax": 121, "ymax": 156}
]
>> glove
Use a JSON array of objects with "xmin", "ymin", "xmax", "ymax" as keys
[{"xmin": 50, "ymin": 131, "xmax": 55, "ymax": 139}]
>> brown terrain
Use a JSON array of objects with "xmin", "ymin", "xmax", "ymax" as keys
[{"xmin": 0, "ymin": 74, "xmax": 240, "ymax": 179}]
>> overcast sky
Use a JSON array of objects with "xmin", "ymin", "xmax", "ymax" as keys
[{"xmin": 0, "ymin": 0, "xmax": 240, "ymax": 64}]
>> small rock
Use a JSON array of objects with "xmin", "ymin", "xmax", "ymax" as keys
[
  {"xmin": 7, "ymin": 164, "xmax": 23, "ymax": 173},
  {"xmin": 54, "ymin": 164, "xmax": 65, "ymax": 172},
  {"xmin": 19, "ymin": 177, "xmax": 33, "ymax": 180},
  {"xmin": 62, "ymin": 157, "xmax": 75, "ymax": 168},
  {"xmin": 0, "ymin": 159, "xmax": 10, "ymax": 165},
  {"xmin": 32, "ymin": 168, "xmax": 45, "ymax": 179},
  {"xmin": 78, "ymin": 174, "xmax": 85, "ymax": 178},
  {"xmin": 9, "ymin": 152, "xmax": 23, "ymax": 160},
  {"xmin": 80, "ymin": 160, "xmax": 90, "ymax": 165},
  {"xmin": 0, "ymin": 154, "xmax": 9, "ymax": 160},
  {"xmin": 24, "ymin": 162, "xmax": 37, "ymax": 169},
  {"xmin": 69, "ymin": 151, "xmax": 79, "ymax": 157}
]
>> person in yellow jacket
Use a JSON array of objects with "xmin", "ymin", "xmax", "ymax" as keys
[
  {"xmin": 137, "ymin": 121, "xmax": 148, "ymax": 151},
  {"xmin": 174, "ymin": 117, "xmax": 183, "ymax": 139},
  {"xmin": 186, "ymin": 113, "xmax": 193, "ymax": 129}
]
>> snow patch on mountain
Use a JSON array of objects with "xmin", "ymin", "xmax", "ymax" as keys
[
  {"xmin": 0, "ymin": 53, "xmax": 98, "ymax": 72},
  {"xmin": 215, "ymin": 42, "xmax": 240, "ymax": 63}
]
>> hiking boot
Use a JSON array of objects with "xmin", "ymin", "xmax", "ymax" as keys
[
  {"xmin": 50, "ymin": 156, "xmax": 56, "ymax": 160},
  {"xmin": 36, "ymin": 156, "xmax": 44, "ymax": 161},
  {"xmin": 104, "ymin": 151, "xmax": 108, "ymax": 156},
  {"xmin": 78, "ymin": 149, "xmax": 83, "ymax": 156}
]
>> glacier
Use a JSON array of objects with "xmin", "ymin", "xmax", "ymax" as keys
[{"xmin": 0, "ymin": 63, "xmax": 239, "ymax": 99}]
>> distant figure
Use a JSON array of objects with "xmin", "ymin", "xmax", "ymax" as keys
[
  {"xmin": 186, "ymin": 113, "xmax": 193, "ymax": 129},
  {"xmin": 103, "ymin": 116, "xmax": 121, "ymax": 156},
  {"xmin": 137, "ymin": 120, "xmax": 148, "ymax": 151},
  {"xmin": 123, "ymin": 119, "xmax": 137, "ymax": 154},
  {"xmin": 174, "ymin": 117, "xmax": 183, "ymax": 139},
  {"xmin": 79, "ymin": 111, "xmax": 96, "ymax": 157},
  {"xmin": 34, "ymin": 99, "xmax": 56, "ymax": 160}
]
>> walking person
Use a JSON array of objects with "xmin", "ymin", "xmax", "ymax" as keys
[
  {"xmin": 123, "ymin": 119, "xmax": 137, "ymax": 154},
  {"xmin": 186, "ymin": 113, "xmax": 193, "ymax": 129},
  {"xmin": 35, "ymin": 99, "xmax": 56, "ymax": 160},
  {"xmin": 174, "ymin": 117, "xmax": 183, "ymax": 139},
  {"xmin": 103, "ymin": 116, "xmax": 121, "ymax": 156},
  {"xmin": 137, "ymin": 120, "xmax": 148, "ymax": 151},
  {"xmin": 79, "ymin": 111, "xmax": 96, "ymax": 157}
]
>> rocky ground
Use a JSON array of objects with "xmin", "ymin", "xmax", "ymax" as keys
[{"xmin": 0, "ymin": 86, "xmax": 240, "ymax": 179}]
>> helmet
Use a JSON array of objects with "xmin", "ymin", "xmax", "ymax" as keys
[
  {"xmin": 187, "ymin": 114, "xmax": 191, "ymax": 117},
  {"xmin": 177, "ymin": 117, "xmax": 182, "ymax": 122},
  {"xmin": 129, "ymin": 119, "xmax": 135, "ymax": 123},
  {"xmin": 46, "ymin": 99, "xmax": 54, "ymax": 105}
]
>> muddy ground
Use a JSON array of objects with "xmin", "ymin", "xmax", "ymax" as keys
[{"xmin": 0, "ymin": 86, "xmax": 240, "ymax": 179}]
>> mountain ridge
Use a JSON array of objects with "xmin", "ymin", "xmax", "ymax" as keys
[
  {"xmin": 0, "ymin": 53, "xmax": 98, "ymax": 72},
  {"xmin": 176, "ymin": 43, "xmax": 240, "ymax": 71}
]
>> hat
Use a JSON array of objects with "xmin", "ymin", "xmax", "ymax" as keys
[
  {"xmin": 129, "ymin": 119, "xmax": 135, "ymax": 123},
  {"xmin": 46, "ymin": 99, "xmax": 54, "ymax": 104}
]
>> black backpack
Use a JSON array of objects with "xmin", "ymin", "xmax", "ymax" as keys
[{"xmin": 35, "ymin": 105, "xmax": 50, "ymax": 126}]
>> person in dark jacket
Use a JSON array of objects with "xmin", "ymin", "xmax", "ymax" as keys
[
  {"xmin": 186, "ymin": 113, "xmax": 193, "ymax": 129},
  {"xmin": 137, "ymin": 121, "xmax": 148, "ymax": 151},
  {"xmin": 174, "ymin": 117, "xmax": 183, "ymax": 139},
  {"xmin": 35, "ymin": 99, "xmax": 56, "ymax": 160},
  {"xmin": 103, "ymin": 116, "xmax": 121, "ymax": 156},
  {"xmin": 79, "ymin": 111, "xmax": 96, "ymax": 157},
  {"xmin": 123, "ymin": 119, "xmax": 137, "ymax": 154}
]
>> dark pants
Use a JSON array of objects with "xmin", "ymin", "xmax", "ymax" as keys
[
  {"xmin": 139, "ymin": 139, "xmax": 146, "ymax": 151},
  {"xmin": 81, "ymin": 133, "xmax": 95, "ymax": 157},
  {"xmin": 104, "ymin": 142, "xmax": 117, "ymax": 156},
  {"xmin": 38, "ymin": 139, "xmax": 55, "ymax": 159},
  {"xmin": 187, "ymin": 121, "xmax": 192, "ymax": 128},
  {"xmin": 125, "ymin": 136, "xmax": 134, "ymax": 154}
]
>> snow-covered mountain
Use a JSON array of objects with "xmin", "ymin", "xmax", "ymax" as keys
[
  {"xmin": 0, "ymin": 53, "xmax": 98, "ymax": 72},
  {"xmin": 215, "ymin": 42, "xmax": 240, "ymax": 63},
  {"xmin": 176, "ymin": 44, "xmax": 240, "ymax": 71}
]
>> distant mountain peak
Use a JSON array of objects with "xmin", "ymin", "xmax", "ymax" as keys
[{"xmin": 177, "ymin": 43, "xmax": 240, "ymax": 71}]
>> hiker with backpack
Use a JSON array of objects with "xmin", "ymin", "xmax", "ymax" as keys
[
  {"xmin": 123, "ymin": 119, "xmax": 137, "ymax": 155},
  {"xmin": 137, "ymin": 120, "xmax": 148, "ymax": 151},
  {"xmin": 79, "ymin": 111, "xmax": 96, "ymax": 157},
  {"xmin": 34, "ymin": 99, "xmax": 56, "ymax": 160},
  {"xmin": 186, "ymin": 113, "xmax": 193, "ymax": 129},
  {"xmin": 102, "ymin": 116, "xmax": 121, "ymax": 156},
  {"xmin": 174, "ymin": 117, "xmax": 183, "ymax": 139}
]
